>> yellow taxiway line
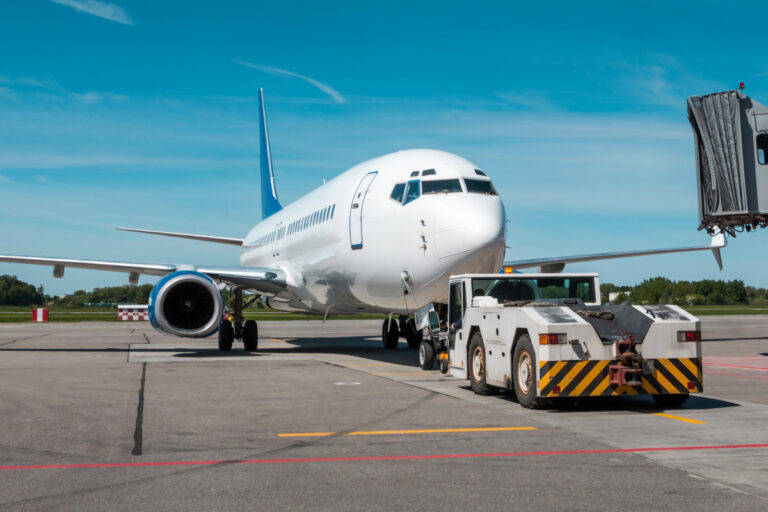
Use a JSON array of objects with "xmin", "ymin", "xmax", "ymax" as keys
[
  {"xmin": 371, "ymin": 371, "xmax": 435, "ymax": 376},
  {"xmin": 278, "ymin": 426, "xmax": 538, "ymax": 438},
  {"xmin": 651, "ymin": 412, "xmax": 706, "ymax": 424}
]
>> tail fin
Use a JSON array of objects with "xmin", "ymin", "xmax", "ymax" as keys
[{"xmin": 259, "ymin": 88, "xmax": 282, "ymax": 219}]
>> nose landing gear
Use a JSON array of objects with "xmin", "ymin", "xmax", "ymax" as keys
[
  {"xmin": 381, "ymin": 315, "xmax": 423, "ymax": 349},
  {"xmin": 382, "ymin": 317, "xmax": 400, "ymax": 349}
]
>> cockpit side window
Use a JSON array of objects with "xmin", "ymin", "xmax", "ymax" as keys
[
  {"xmin": 464, "ymin": 178, "xmax": 498, "ymax": 195},
  {"xmin": 403, "ymin": 180, "xmax": 421, "ymax": 204},
  {"xmin": 422, "ymin": 179, "xmax": 462, "ymax": 194},
  {"xmin": 390, "ymin": 183, "xmax": 406, "ymax": 202}
]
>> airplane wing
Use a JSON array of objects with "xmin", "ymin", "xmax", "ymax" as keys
[
  {"xmin": 116, "ymin": 227, "xmax": 243, "ymax": 246},
  {"xmin": 504, "ymin": 231, "xmax": 726, "ymax": 273},
  {"xmin": 0, "ymin": 254, "xmax": 287, "ymax": 295}
]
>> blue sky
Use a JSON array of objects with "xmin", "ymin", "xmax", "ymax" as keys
[{"xmin": 1, "ymin": 0, "xmax": 767, "ymax": 294}]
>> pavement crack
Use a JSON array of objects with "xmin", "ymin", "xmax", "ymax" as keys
[
  {"xmin": 0, "ymin": 333, "xmax": 50, "ymax": 348},
  {"xmin": 142, "ymin": 333, "xmax": 150, "ymax": 344},
  {"xmin": 131, "ymin": 362, "xmax": 147, "ymax": 456}
]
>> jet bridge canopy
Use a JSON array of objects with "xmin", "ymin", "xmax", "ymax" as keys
[{"xmin": 687, "ymin": 89, "xmax": 768, "ymax": 236}]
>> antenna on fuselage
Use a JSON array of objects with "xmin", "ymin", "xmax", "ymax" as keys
[{"xmin": 259, "ymin": 88, "xmax": 283, "ymax": 219}]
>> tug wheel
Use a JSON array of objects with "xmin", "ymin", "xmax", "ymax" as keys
[
  {"xmin": 513, "ymin": 333, "xmax": 543, "ymax": 408},
  {"xmin": 469, "ymin": 332, "xmax": 489, "ymax": 395}
]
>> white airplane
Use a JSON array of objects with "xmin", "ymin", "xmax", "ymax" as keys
[{"xmin": 0, "ymin": 90, "xmax": 726, "ymax": 351}]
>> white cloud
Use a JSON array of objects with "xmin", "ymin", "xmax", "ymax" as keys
[
  {"xmin": 0, "ymin": 76, "xmax": 126, "ymax": 104},
  {"xmin": 50, "ymin": 0, "xmax": 133, "ymax": 26},
  {"xmin": 613, "ymin": 55, "xmax": 724, "ymax": 109},
  {"xmin": 234, "ymin": 61, "xmax": 346, "ymax": 104},
  {"xmin": 0, "ymin": 153, "xmax": 258, "ymax": 170}
]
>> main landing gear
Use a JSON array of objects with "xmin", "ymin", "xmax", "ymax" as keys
[
  {"xmin": 381, "ymin": 315, "xmax": 423, "ymax": 350},
  {"xmin": 218, "ymin": 288, "xmax": 259, "ymax": 352}
]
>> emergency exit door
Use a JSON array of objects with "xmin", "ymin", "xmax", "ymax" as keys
[{"xmin": 349, "ymin": 171, "xmax": 377, "ymax": 249}]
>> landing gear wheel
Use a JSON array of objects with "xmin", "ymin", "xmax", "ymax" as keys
[
  {"xmin": 243, "ymin": 320, "xmax": 258, "ymax": 351},
  {"xmin": 469, "ymin": 332, "xmax": 490, "ymax": 395},
  {"xmin": 439, "ymin": 357, "xmax": 449, "ymax": 374},
  {"xmin": 405, "ymin": 318, "xmax": 423, "ymax": 349},
  {"xmin": 652, "ymin": 394, "xmax": 689, "ymax": 408},
  {"xmin": 382, "ymin": 319, "xmax": 400, "ymax": 349},
  {"xmin": 419, "ymin": 341, "xmax": 435, "ymax": 370},
  {"xmin": 513, "ymin": 333, "xmax": 542, "ymax": 408},
  {"xmin": 218, "ymin": 320, "xmax": 234, "ymax": 352}
]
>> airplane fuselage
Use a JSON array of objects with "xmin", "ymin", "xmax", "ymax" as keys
[{"xmin": 240, "ymin": 149, "xmax": 506, "ymax": 315}]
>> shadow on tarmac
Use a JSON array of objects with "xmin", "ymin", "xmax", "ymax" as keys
[{"xmin": 478, "ymin": 390, "xmax": 740, "ymax": 413}]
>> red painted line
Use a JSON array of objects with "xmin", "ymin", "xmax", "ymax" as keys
[
  {"xmin": 704, "ymin": 371, "xmax": 768, "ymax": 381},
  {"xmin": 703, "ymin": 362, "xmax": 768, "ymax": 371},
  {"xmin": 2, "ymin": 444, "xmax": 768, "ymax": 471}
]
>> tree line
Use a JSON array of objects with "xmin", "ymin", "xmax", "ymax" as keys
[
  {"xmin": 3, "ymin": 273, "xmax": 768, "ymax": 308},
  {"xmin": 602, "ymin": 277, "xmax": 768, "ymax": 306},
  {"xmin": 0, "ymin": 275, "xmax": 154, "ymax": 306}
]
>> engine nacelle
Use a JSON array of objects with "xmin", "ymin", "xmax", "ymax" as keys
[{"xmin": 149, "ymin": 271, "xmax": 223, "ymax": 338}]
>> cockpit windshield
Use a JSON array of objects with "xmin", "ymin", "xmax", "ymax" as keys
[
  {"xmin": 403, "ymin": 180, "xmax": 421, "ymax": 204},
  {"xmin": 390, "ymin": 183, "xmax": 406, "ymax": 202},
  {"xmin": 464, "ymin": 178, "xmax": 498, "ymax": 195},
  {"xmin": 422, "ymin": 179, "xmax": 462, "ymax": 194}
]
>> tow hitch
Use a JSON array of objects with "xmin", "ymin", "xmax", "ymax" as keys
[{"xmin": 609, "ymin": 333, "xmax": 643, "ymax": 387}]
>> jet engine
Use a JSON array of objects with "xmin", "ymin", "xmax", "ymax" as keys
[{"xmin": 149, "ymin": 271, "xmax": 223, "ymax": 338}]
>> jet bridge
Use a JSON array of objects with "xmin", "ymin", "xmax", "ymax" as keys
[{"xmin": 688, "ymin": 88, "xmax": 768, "ymax": 236}]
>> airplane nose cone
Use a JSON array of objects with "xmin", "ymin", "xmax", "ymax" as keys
[{"xmin": 433, "ymin": 195, "xmax": 505, "ymax": 272}]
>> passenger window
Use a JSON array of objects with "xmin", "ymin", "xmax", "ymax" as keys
[
  {"xmin": 403, "ymin": 180, "xmax": 420, "ymax": 204},
  {"xmin": 422, "ymin": 169, "xmax": 436, "ymax": 176},
  {"xmin": 331, "ymin": 204, "xmax": 336, "ymax": 218},
  {"xmin": 464, "ymin": 178, "xmax": 498, "ymax": 195},
  {"xmin": 390, "ymin": 183, "xmax": 406, "ymax": 202},
  {"xmin": 422, "ymin": 179, "xmax": 462, "ymax": 194},
  {"xmin": 758, "ymin": 134, "xmax": 768, "ymax": 165}
]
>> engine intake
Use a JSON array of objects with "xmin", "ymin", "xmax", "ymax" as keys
[{"xmin": 149, "ymin": 271, "xmax": 223, "ymax": 338}]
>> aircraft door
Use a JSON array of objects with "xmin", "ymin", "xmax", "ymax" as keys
[{"xmin": 349, "ymin": 171, "xmax": 378, "ymax": 249}]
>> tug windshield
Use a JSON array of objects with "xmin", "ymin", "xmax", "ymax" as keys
[{"xmin": 472, "ymin": 276, "xmax": 596, "ymax": 303}]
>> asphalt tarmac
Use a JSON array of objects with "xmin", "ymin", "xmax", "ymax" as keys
[{"xmin": 1, "ymin": 316, "xmax": 767, "ymax": 511}]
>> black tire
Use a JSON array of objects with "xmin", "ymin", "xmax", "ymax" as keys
[
  {"xmin": 382, "ymin": 319, "xmax": 399, "ymax": 349},
  {"xmin": 469, "ymin": 332, "xmax": 490, "ymax": 395},
  {"xmin": 218, "ymin": 320, "xmax": 234, "ymax": 352},
  {"xmin": 652, "ymin": 394, "xmax": 689, "ymax": 408},
  {"xmin": 243, "ymin": 320, "xmax": 258, "ymax": 351},
  {"xmin": 513, "ymin": 333, "xmax": 542, "ymax": 408},
  {"xmin": 439, "ymin": 357, "xmax": 449, "ymax": 374},
  {"xmin": 405, "ymin": 318, "xmax": 423, "ymax": 349},
  {"xmin": 419, "ymin": 341, "xmax": 435, "ymax": 370}
]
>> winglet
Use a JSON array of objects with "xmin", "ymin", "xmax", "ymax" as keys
[
  {"xmin": 259, "ymin": 88, "xmax": 282, "ymax": 219},
  {"xmin": 710, "ymin": 228, "xmax": 726, "ymax": 270}
]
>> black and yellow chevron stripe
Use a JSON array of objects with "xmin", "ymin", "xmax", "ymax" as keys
[{"xmin": 538, "ymin": 358, "xmax": 702, "ymax": 397}]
